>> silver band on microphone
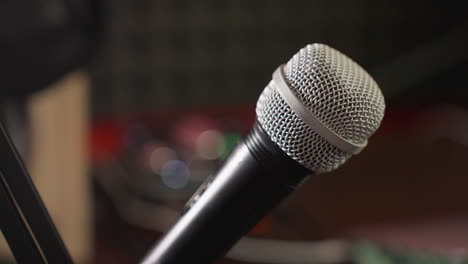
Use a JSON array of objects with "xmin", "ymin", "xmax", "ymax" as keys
[{"xmin": 272, "ymin": 65, "xmax": 367, "ymax": 155}]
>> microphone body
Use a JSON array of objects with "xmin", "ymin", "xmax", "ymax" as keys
[
  {"xmin": 142, "ymin": 122, "xmax": 310, "ymax": 264},
  {"xmin": 141, "ymin": 44, "xmax": 386, "ymax": 264}
]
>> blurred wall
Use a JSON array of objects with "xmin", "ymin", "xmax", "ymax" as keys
[
  {"xmin": 27, "ymin": 72, "xmax": 92, "ymax": 263},
  {"xmin": 91, "ymin": 0, "xmax": 467, "ymax": 115}
]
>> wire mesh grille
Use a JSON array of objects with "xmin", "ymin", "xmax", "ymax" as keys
[{"xmin": 256, "ymin": 44, "xmax": 385, "ymax": 172}]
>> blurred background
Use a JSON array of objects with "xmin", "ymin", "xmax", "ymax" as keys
[{"xmin": 1, "ymin": 0, "xmax": 468, "ymax": 263}]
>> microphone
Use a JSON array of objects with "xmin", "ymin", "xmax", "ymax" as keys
[{"xmin": 141, "ymin": 43, "xmax": 386, "ymax": 264}]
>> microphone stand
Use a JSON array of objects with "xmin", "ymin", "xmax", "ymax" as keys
[{"xmin": 0, "ymin": 121, "xmax": 73, "ymax": 264}]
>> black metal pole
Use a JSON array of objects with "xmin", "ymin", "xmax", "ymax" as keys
[
  {"xmin": 0, "ymin": 171, "xmax": 46, "ymax": 264},
  {"xmin": 0, "ymin": 121, "xmax": 73, "ymax": 264}
]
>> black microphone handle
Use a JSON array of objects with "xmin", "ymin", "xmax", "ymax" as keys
[{"xmin": 141, "ymin": 121, "xmax": 312, "ymax": 264}]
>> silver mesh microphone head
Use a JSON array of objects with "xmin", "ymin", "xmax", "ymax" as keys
[{"xmin": 256, "ymin": 43, "xmax": 385, "ymax": 173}]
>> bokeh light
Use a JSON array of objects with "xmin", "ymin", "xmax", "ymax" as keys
[
  {"xmin": 160, "ymin": 160, "xmax": 190, "ymax": 189},
  {"xmin": 196, "ymin": 129, "xmax": 225, "ymax": 160},
  {"xmin": 149, "ymin": 146, "xmax": 177, "ymax": 173}
]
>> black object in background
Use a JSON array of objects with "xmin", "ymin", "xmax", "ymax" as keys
[{"xmin": 0, "ymin": 0, "xmax": 106, "ymax": 100}]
